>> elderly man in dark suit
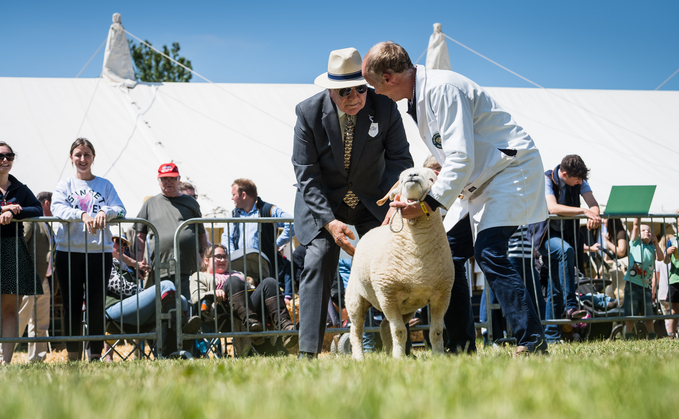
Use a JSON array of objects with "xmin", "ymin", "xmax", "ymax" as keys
[{"xmin": 292, "ymin": 47, "xmax": 413, "ymax": 358}]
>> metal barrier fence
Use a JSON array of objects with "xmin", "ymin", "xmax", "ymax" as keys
[
  {"xmin": 5, "ymin": 212, "xmax": 677, "ymax": 361},
  {"xmin": 172, "ymin": 217, "xmax": 299, "ymax": 356},
  {"xmin": 482, "ymin": 213, "xmax": 679, "ymax": 343},
  {"xmin": 0, "ymin": 217, "xmax": 165, "ymax": 361}
]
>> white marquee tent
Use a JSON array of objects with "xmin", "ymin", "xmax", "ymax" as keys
[{"xmin": 3, "ymin": 18, "xmax": 678, "ymax": 219}]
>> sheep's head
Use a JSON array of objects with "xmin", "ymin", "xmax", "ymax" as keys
[{"xmin": 377, "ymin": 167, "xmax": 437, "ymax": 206}]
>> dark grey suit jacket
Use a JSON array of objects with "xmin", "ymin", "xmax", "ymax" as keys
[{"xmin": 292, "ymin": 89, "xmax": 413, "ymax": 245}]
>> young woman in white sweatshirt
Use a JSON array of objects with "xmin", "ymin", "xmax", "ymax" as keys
[{"xmin": 51, "ymin": 138, "xmax": 126, "ymax": 361}]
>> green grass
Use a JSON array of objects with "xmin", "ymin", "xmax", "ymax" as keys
[{"xmin": 1, "ymin": 339, "xmax": 678, "ymax": 419}]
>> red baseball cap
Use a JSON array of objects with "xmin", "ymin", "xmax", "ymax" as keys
[{"xmin": 158, "ymin": 162, "xmax": 180, "ymax": 178}]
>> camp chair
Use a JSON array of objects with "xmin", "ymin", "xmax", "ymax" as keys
[{"xmin": 103, "ymin": 319, "xmax": 157, "ymax": 361}]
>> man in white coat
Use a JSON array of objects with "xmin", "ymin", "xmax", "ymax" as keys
[{"xmin": 363, "ymin": 41, "xmax": 549, "ymax": 355}]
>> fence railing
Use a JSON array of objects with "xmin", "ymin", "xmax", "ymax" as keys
[
  {"xmin": 3, "ymin": 212, "xmax": 678, "ymax": 361},
  {"xmin": 0, "ymin": 217, "xmax": 164, "ymax": 360}
]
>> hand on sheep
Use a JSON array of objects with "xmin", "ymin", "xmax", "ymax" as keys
[
  {"xmin": 325, "ymin": 220, "xmax": 356, "ymax": 256},
  {"xmin": 381, "ymin": 206, "xmax": 398, "ymax": 226},
  {"xmin": 390, "ymin": 196, "xmax": 432, "ymax": 220}
]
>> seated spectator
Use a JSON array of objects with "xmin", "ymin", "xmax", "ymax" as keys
[
  {"xmin": 189, "ymin": 245, "xmax": 298, "ymax": 349},
  {"xmin": 104, "ymin": 234, "xmax": 199, "ymax": 358},
  {"xmin": 221, "ymin": 179, "xmax": 295, "ymax": 299},
  {"xmin": 623, "ymin": 219, "xmax": 664, "ymax": 340}
]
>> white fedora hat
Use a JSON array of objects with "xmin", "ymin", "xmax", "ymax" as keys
[{"xmin": 314, "ymin": 47, "xmax": 366, "ymax": 89}]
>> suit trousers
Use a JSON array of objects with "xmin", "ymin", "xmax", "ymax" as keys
[
  {"xmin": 444, "ymin": 216, "xmax": 477, "ymax": 353},
  {"xmin": 298, "ymin": 202, "xmax": 381, "ymax": 353}
]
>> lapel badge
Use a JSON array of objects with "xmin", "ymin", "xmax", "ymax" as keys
[{"xmin": 432, "ymin": 133, "xmax": 442, "ymax": 149}]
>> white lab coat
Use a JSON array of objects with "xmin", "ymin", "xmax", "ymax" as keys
[{"xmin": 414, "ymin": 65, "xmax": 548, "ymax": 235}]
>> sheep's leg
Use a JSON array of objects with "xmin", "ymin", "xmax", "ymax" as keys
[
  {"xmin": 429, "ymin": 290, "xmax": 452, "ymax": 355},
  {"xmin": 380, "ymin": 319, "xmax": 392, "ymax": 355},
  {"xmin": 383, "ymin": 307, "xmax": 408, "ymax": 358},
  {"xmin": 347, "ymin": 296, "xmax": 370, "ymax": 360}
]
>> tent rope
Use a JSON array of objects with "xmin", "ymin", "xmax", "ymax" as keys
[
  {"xmin": 414, "ymin": 47, "xmax": 427, "ymax": 65},
  {"xmin": 102, "ymin": 86, "xmax": 160, "ymax": 177},
  {"xmin": 442, "ymin": 32, "xmax": 678, "ymax": 156},
  {"xmin": 76, "ymin": 39, "xmax": 107, "ymax": 78},
  {"xmin": 655, "ymin": 67, "xmax": 679, "ymax": 91},
  {"xmin": 124, "ymin": 30, "xmax": 294, "ymax": 129},
  {"xmin": 443, "ymin": 33, "xmax": 544, "ymax": 89}
]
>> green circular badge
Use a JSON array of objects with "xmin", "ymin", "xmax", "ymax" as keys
[{"xmin": 432, "ymin": 133, "xmax": 442, "ymax": 149}]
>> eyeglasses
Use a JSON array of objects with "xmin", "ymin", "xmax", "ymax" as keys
[
  {"xmin": 112, "ymin": 239, "xmax": 128, "ymax": 247},
  {"xmin": 337, "ymin": 85, "xmax": 368, "ymax": 98},
  {"xmin": 0, "ymin": 153, "xmax": 15, "ymax": 162},
  {"xmin": 213, "ymin": 254, "xmax": 228, "ymax": 261}
]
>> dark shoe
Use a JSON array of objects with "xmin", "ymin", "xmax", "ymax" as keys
[
  {"xmin": 182, "ymin": 316, "xmax": 201, "ymax": 335},
  {"xmin": 245, "ymin": 319, "xmax": 266, "ymax": 346},
  {"xmin": 161, "ymin": 290, "xmax": 176, "ymax": 313},
  {"xmin": 566, "ymin": 308, "xmax": 587, "ymax": 319},
  {"xmin": 297, "ymin": 351, "xmax": 317, "ymax": 360}
]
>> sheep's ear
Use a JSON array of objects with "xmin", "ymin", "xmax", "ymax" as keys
[{"xmin": 377, "ymin": 180, "xmax": 401, "ymax": 206}]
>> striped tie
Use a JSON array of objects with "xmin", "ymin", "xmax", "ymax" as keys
[{"xmin": 343, "ymin": 115, "xmax": 359, "ymax": 208}]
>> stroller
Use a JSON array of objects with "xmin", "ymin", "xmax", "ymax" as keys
[{"xmin": 572, "ymin": 274, "xmax": 624, "ymax": 341}]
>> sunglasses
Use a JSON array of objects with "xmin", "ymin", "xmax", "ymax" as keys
[
  {"xmin": 112, "ymin": 239, "xmax": 129, "ymax": 247},
  {"xmin": 0, "ymin": 153, "xmax": 15, "ymax": 162},
  {"xmin": 337, "ymin": 85, "xmax": 368, "ymax": 98}
]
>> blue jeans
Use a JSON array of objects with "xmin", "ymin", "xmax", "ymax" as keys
[
  {"xmin": 481, "ymin": 257, "xmax": 545, "ymax": 344},
  {"xmin": 580, "ymin": 293, "xmax": 616, "ymax": 311},
  {"xmin": 509, "ymin": 257, "xmax": 546, "ymax": 320},
  {"xmin": 475, "ymin": 226, "xmax": 546, "ymax": 351},
  {"xmin": 105, "ymin": 280, "xmax": 188, "ymax": 326},
  {"xmin": 539, "ymin": 236, "xmax": 578, "ymax": 342}
]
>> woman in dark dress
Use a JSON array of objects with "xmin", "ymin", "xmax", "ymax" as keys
[{"xmin": 0, "ymin": 141, "xmax": 43, "ymax": 364}]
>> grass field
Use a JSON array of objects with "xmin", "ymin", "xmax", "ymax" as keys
[{"xmin": 1, "ymin": 339, "xmax": 678, "ymax": 419}]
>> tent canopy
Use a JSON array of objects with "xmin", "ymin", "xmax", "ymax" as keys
[{"xmin": 2, "ymin": 76, "xmax": 678, "ymax": 219}]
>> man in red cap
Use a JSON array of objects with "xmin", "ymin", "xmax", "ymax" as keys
[{"xmin": 135, "ymin": 163, "xmax": 208, "ymax": 300}]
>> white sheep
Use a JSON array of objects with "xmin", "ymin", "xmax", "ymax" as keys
[{"xmin": 345, "ymin": 167, "xmax": 455, "ymax": 359}]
